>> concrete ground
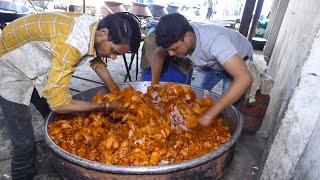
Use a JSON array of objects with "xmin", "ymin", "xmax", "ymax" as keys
[{"xmin": 0, "ymin": 51, "xmax": 268, "ymax": 180}]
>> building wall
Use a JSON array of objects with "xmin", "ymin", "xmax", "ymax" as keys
[
  {"xmin": 292, "ymin": 115, "xmax": 320, "ymax": 179},
  {"xmin": 260, "ymin": 0, "xmax": 320, "ymax": 134},
  {"xmin": 263, "ymin": 0, "xmax": 290, "ymax": 58},
  {"xmin": 259, "ymin": 0, "xmax": 320, "ymax": 178},
  {"xmin": 260, "ymin": 28, "xmax": 320, "ymax": 179}
]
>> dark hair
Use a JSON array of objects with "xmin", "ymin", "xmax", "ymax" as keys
[
  {"xmin": 155, "ymin": 13, "xmax": 194, "ymax": 48},
  {"xmin": 68, "ymin": 5, "xmax": 75, "ymax": 12},
  {"xmin": 97, "ymin": 12, "xmax": 141, "ymax": 52}
]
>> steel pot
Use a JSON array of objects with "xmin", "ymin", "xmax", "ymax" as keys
[
  {"xmin": 100, "ymin": 5, "xmax": 113, "ymax": 18},
  {"xmin": 166, "ymin": 4, "xmax": 179, "ymax": 14},
  {"xmin": 128, "ymin": 2, "xmax": 152, "ymax": 17},
  {"xmin": 149, "ymin": 4, "xmax": 167, "ymax": 17},
  {"xmin": 105, "ymin": 1, "xmax": 126, "ymax": 13},
  {"xmin": 45, "ymin": 82, "xmax": 243, "ymax": 179}
]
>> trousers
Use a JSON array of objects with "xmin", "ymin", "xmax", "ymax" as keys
[{"xmin": 0, "ymin": 89, "xmax": 50, "ymax": 179}]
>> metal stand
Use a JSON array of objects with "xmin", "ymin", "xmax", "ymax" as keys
[{"xmin": 123, "ymin": 50, "xmax": 139, "ymax": 82}]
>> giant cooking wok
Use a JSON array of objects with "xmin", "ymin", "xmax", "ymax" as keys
[{"xmin": 44, "ymin": 82, "xmax": 243, "ymax": 179}]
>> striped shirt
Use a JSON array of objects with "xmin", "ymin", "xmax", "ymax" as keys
[{"xmin": 0, "ymin": 12, "xmax": 106, "ymax": 110}]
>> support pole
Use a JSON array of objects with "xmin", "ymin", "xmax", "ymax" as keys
[
  {"xmin": 239, "ymin": 0, "xmax": 257, "ymax": 37},
  {"xmin": 248, "ymin": 0, "xmax": 265, "ymax": 41},
  {"xmin": 83, "ymin": 0, "xmax": 86, "ymax": 13}
]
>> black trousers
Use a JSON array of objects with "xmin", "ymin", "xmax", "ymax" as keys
[{"xmin": 0, "ymin": 89, "xmax": 50, "ymax": 180}]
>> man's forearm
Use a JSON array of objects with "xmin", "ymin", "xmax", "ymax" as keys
[
  {"xmin": 206, "ymin": 73, "xmax": 252, "ymax": 118},
  {"xmin": 151, "ymin": 59, "xmax": 163, "ymax": 84},
  {"xmin": 54, "ymin": 99, "xmax": 105, "ymax": 113},
  {"xmin": 95, "ymin": 66, "xmax": 119, "ymax": 92},
  {"xmin": 198, "ymin": 54, "xmax": 253, "ymax": 126},
  {"xmin": 151, "ymin": 48, "xmax": 167, "ymax": 84}
]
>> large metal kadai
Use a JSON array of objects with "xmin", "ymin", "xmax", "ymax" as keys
[{"xmin": 45, "ymin": 82, "xmax": 243, "ymax": 180}]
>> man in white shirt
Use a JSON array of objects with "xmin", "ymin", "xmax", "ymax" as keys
[{"xmin": 150, "ymin": 13, "xmax": 253, "ymax": 126}]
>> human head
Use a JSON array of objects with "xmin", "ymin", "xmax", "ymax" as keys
[
  {"xmin": 95, "ymin": 12, "xmax": 141, "ymax": 59},
  {"xmin": 68, "ymin": 5, "xmax": 75, "ymax": 12},
  {"xmin": 155, "ymin": 13, "xmax": 195, "ymax": 57}
]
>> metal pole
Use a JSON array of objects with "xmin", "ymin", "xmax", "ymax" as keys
[
  {"xmin": 239, "ymin": 0, "xmax": 257, "ymax": 37},
  {"xmin": 83, "ymin": 0, "xmax": 86, "ymax": 13},
  {"xmin": 248, "ymin": 0, "xmax": 265, "ymax": 41}
]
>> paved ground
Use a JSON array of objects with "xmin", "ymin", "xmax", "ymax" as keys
[{"xmin": 0, "ymin": 50, "xmax": 267, "ymax": 180}]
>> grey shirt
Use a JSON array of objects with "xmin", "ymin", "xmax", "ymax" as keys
[{"xmin": 185, "ymin": 22, "xmax": 253, "ymax": 71}]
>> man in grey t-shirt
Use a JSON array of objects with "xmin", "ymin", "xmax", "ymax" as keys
[
  {"xmin": 150, "ymin": 13, "xmax": 253, "ymax": 126},
  {"xmin": 187, "ymin": 22, "xmax": 253, "ymax": 93}
]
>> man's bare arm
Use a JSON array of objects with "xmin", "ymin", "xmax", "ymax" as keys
[
  {"xmin": 151, "ymin": 47, "xmax": 168, "ymax": 84},
  {"xmin": 198, "ymin": 54, "xmax": 253, "ymax": 126},
  {"xmin": 94, "ymin": 65, "xmax": 120, "ymax": 92}
]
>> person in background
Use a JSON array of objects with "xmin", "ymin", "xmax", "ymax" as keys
[
  {"xmin": 150, "ymin": 13, "xmax": 253, "ymax": 126},
  {"xmin": 204, "ymin": 0, "xmax": 217, "ymax": 20},
  {"xmin": 0, "ymin": 12, "xmax": 140, "ymax": 179},
  {"xmin": 68, "ymin": 5, "xmax": 76, "ymax": 12}
]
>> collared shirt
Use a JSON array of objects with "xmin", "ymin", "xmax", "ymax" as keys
[
  {"xmin": 185, "ymin": 22, "xmax": 253, "ymax": 71},
  {"xmin": 0, "ymin": 12, "xmax": 106, "ymax": 110}
]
